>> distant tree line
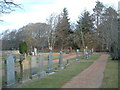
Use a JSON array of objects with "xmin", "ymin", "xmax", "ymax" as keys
[{"xmin": 0, "ymin": 1, "xmax": 120, "ymax": 59}]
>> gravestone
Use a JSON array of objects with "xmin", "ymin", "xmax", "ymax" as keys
[
  {"xmin": 47, "ymin": 51, "xmax": 54, "ymax": 73},
  {"xmin": 58, "ymin": 51, "xmax": 64, "ymax": 70},
  {"xmin": 5, "ymin": 55, "xmax": 15, "ymax": 87},
  {"xmin": 85, "ymin": 50, "xmax": 89, "ymax": 59},
  {"xmin": 90, "ymin": 50, "xmax": 92, "ymax": 55},
  {"xmin": 76, "ymin": 49, "xmax": 79, "ymax": 62},
  {"xmin": 92, "ymin": 48, "xmax": 94, "ymax": 54},
  {"xmin": 83, "ymin": 48, "xmax": 89, "ymax": 60},
  {"xmin": 83, "ymin": 49, "xmax": 86, "ymax": 59},
  {"xmin": 30, "ymin": 56, "xmax": 37, "ymax": 79},
  {"xmin": 34, "ymin": 48, "xmax": 37, "ymax": 55},
  {"xmin": 19, "ymin": 56, "xmax": 30, "ymax": 83},
  {"xmin": 38, "ymin": 55, "xmax": 46, "ymax": 77},
  {"xmin": 32, "ymin": 52, "xmax": 35, "ymax": 55},
  {"xmin": 88, "ymin": 50, "xmax": 90, "ymax": 57},
  {"xmin": 66, "ymin": 59, "xmax": 69, "ymax": 64},
  {"xmin": 64, "ymin": 59, "xmax": 69, "ymax": 68}
]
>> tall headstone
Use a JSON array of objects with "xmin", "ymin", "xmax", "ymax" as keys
[
  {"xmin": 92, "ymin": 48, "xmax": 94, "ymax": 54},
  {"xmin": 58, "ymin": 51, "xmax": 64, "ymax": 69},
  {"xmin": 83, "ymin": 47, "xmax": 89, "ymax": 60},
  {"xmin": 5, "ymin": 55, "xmax": 15, "ymax": 87},
  {"xmin": 34, "ymin": 48, "xmax": 37, "ymax": 55},
  {"xmin": 85, "ymin": 50, "xmax": 89, "ymax": 59},
  {"xmin": 83, "ymin": 49, "xmax": 86, "ymax": 59},
  {"xmin": 21, "ymin": 58, "xmax": 30, "ymax": 82},
  {"xmin": 38, "ymin": 55, "xmax": 46, "ymax": 77},
  {"xmin": 30, "ymin": 56, "xmax": 37, "ymax": 79},
  {"xmin": 88, "ymin": 50, "xmax": 91, "ymax": 57},
  {"xmin": 47, "ymin": 51, "xmax": 53, "ymax": 73},
  {"xmin": 76, "ymin": 49, "xmax": 79, "ymax": 62}
]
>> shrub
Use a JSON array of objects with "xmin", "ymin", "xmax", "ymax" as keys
[{"xmin": 19, "ymin": 41, "xmax": 27, "ymax": 54}]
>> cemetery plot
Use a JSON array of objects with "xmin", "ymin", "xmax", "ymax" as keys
[
  {"xmin": 1, "ymin": 51, "xmax": 101, "ymax": 88},
  {"xmin": 19, "ymin": 57, "xmax": 93, "ymax": 88}
]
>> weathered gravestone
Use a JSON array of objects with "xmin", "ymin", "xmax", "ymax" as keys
[
  {"xmin": 5, "ymin": 55, "xmax": 15, "ymax": 87},
  {"xmin": 58, "ymin": 51, "xmax": 64, "ymax": 70},
  {"xmin": 21, "ymin": 59, "xmax": 30, "ymax": 82},
  {"xmin": 38, "ymin": 55, "xmax": 46, "ymax": 77},
  {"xmin": 47, "ymin": 51, "xmax": 54, "ymax": 73},
  {"xmin": 30, "ymin": 56, "xmax": 37, "ymax": 79}
]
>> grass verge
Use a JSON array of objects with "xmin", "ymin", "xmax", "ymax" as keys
[
  {"xmin": 101, "ymin": 57, "xmax": 118, "ymax": 88},
  {"xmin": 88, "ymin": 54, "xmax": 101, "ymax": 60}
]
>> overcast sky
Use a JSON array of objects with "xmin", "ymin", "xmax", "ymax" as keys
[{"xmin": 0, "ymin": 0, "xmax": 119, "ymax": 34}]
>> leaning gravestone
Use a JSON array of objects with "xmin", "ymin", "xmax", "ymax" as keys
[
  {"xmin": 30, "ymin": 56, "xmax": 37, "ymax": 79},
  {"xmin": 5, "ymin": 55, "xmax": 15, "ymax": 87},
  {"xmin": 47, "ymin": 51, "xmax": 54, "ymax": 73},
  {"xmin": 38, "ymin": 55, "xmax": 46, "ymax": 77},
  {"xmin": 58, "ymin": 51, "xmax": 64, "ymax": 69}
]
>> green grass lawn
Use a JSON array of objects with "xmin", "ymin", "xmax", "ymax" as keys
[
  {"xmin": 88, "ymin": 54, "xmax": 101, "ymax": 60},
  {"xmin": 44, "ymin": 54, "xmax": 70, "ymax": 61},
  {"xmin": 101, "ymin": 57, "xmax": 118, "ymax": 88},
  {"xmin": 19, "ymin": 58, "xmax": 93, "ymax": 88},
  {"xmin": 78, "ymin": 54, "xmax": 101, "ymax": 60}
]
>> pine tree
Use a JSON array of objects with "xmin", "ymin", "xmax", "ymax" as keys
[
  {"xmin": 55, "ymin": 8, "xmax": 72, "ymax": 50},
  {"xmin": 76, "ymin": 10, "xmax": 94, "ymax": 49}
]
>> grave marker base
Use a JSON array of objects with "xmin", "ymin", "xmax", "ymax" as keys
[{"xmin": 38, "ymin": 71, "xmax": 46, "ymax": 77}]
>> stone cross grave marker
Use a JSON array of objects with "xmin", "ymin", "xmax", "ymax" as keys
[
  {"xmin": 58, "ymin": 51, "xmax": 64, "ymax": 69},
  {"xmin": 38, "ymin": 55, "xmax": 46, "ymax": 77},
  {"xmin": 30, "ymin": 56, "xmax": 37, "ymax": 79},
  {"xmin": 5, "ymin": 55, "xmax": 15, "ymax": 87}
]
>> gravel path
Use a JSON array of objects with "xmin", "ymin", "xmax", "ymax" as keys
[{"xmin": 62, "ymin": 54, "xmax": 109, "ymax": 88}]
